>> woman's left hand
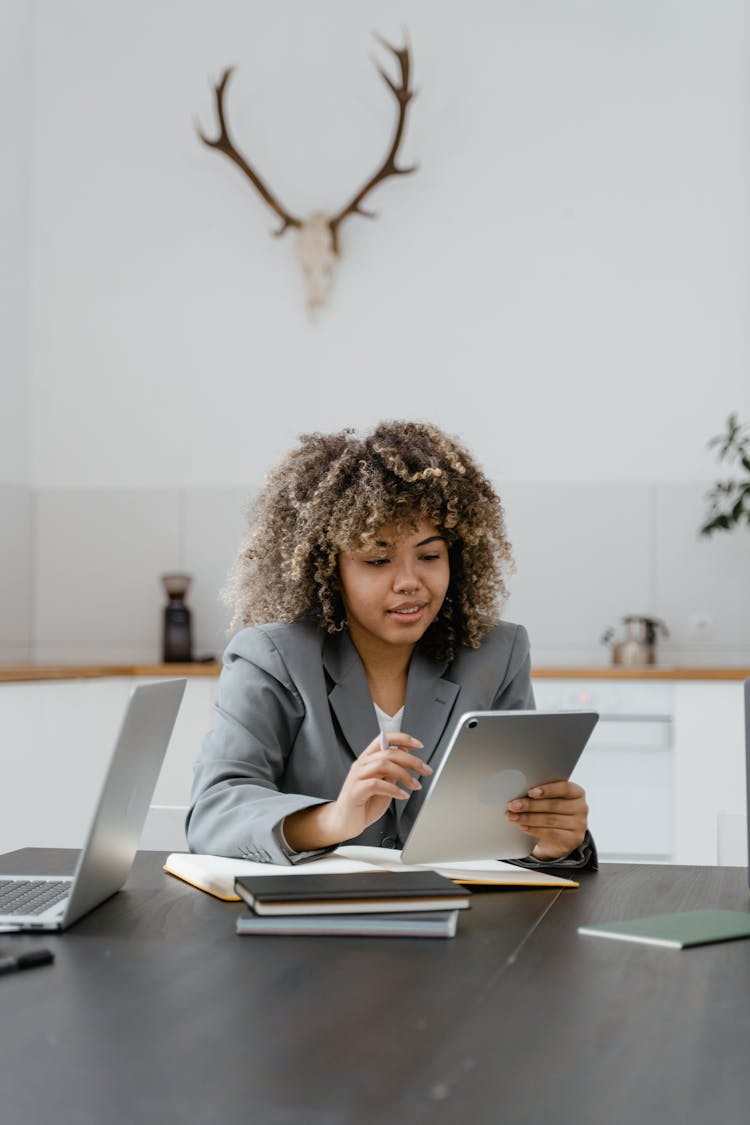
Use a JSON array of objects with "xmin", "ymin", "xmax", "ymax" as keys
[{"xmin": 506, "ymin": 781, "xmax": 588, "ymax": 861}]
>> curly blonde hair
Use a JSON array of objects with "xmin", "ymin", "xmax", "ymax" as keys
[{"xmin": 224, "ymin": 421, "xmax": 514, "ymax": 662}]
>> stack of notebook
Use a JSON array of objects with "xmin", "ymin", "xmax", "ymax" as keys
[{"xmin": 233, "ymin": 869, "xmax": 472, "ymax": 938}]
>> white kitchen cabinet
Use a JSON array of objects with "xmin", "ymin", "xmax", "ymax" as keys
[
  {"xmin": 1, "ymin": 678, "xmax": 129, "ymax": 856},
  {"xmin": 672, "ymin": 682, "xmax": 747, "ymax": 866},
  {"xmin": 532, "ymin": 679, "xmax": 674, "ymax": 862},
  {"xmin": 132, "ymin": 676, "xmax": 217, "ymax": 849},
  {"xmin": 571, "ymin": 719, "xmax": 673, "ymax": 861},
  {"xmin": 533, "ymin": 677, "xmax": 747, "ymax": 866},
  {"xmin": 0, "ymin": 677, "xmax": 216, "ymax": 855},
  {"xmin": 1, "ymin": 674, "xmax": 747, "ymax": 865}
]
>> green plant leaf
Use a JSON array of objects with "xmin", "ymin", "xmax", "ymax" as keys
[{"xmin": 702, "ymin": 414, "xmax": 750, "ymax": 536}]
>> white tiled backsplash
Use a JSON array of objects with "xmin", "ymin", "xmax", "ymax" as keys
[
  {"xmin": 0, "ymin": 482, "xmax": 748, "ymax": 666},
  {"xmin": 0, "ymin": 484, "xmax": 32, "ymax": 661}
]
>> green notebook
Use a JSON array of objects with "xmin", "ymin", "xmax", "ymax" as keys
[{"xmin": 577, "ymin": 909, "xmax": 750, "ymax": 949}]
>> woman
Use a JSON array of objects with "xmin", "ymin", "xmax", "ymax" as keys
[{"xmin": 187, "ymin": 421, "xmax": 594, "ymax": 868}]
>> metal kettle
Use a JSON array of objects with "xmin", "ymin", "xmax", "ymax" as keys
[{"xmin": 601, "ymin": 615, "xmax": 669, "ymax": 666}]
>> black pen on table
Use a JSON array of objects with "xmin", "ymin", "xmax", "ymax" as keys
[{"xmin": 0, "ymin": 948, "xmax": 55, "ymax": 976}]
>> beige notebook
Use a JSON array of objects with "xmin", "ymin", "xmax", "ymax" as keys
[{"xmin": 163, "ymin": 845, "xmax": 579, "ymax": 901}]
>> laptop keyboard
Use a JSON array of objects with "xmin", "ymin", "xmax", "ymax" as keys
[{"xmin": 0, "ymin": 879, "xmax": 70, "ymax": 916}]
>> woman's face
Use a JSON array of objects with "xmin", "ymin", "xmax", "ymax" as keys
[{"xmin": 337, "ymin": 519, "xmax": 450, "ymax": 659}]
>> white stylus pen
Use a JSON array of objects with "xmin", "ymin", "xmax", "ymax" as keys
[{"xmin": 380, "ymin": 730, "xmax": 391, "ymax": 752}]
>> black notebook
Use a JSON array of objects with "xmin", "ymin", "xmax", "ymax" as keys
[{"xmin": 234, "ymin": 869, "xmax": 472, "ymax": 916}]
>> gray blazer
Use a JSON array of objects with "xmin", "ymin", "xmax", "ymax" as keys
[{"xmin": 186, "ymin": 618, "xmax": 535, "ymax": 863}]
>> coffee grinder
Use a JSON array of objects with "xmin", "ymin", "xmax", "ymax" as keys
[{"xmin": 161, "ymin": 573, "xmax": 193, "ymax": 663}]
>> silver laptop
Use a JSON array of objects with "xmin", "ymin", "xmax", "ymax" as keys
[
  {"xmin": 0, "ymin": 678, "xmax": 186, "ymax": 932},
  {"xmin": 401, "ymin": 709, "xmax": 599, "ymax": 864}
]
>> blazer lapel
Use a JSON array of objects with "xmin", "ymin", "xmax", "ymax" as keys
[
  {"xmin": 394, "ymin": 647, "xmax": 460, "ymax": 831},
  {"xmin": 323, "ymin": 630, "xmax": 460, "ymax": 824},
  {"xmin": 323, "ymin": 630, "xmax": 379, "ymax": 759},
  {"xmin": 401, "ymin": 647, "xmax": 460, "ymax": 765}
]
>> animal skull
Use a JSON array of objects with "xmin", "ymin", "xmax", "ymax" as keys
[
  {"xmin": 196, "ymin": 35, "xmax": 417, "ymax": 314},
  {"xmin": 295, "ymin": 213, "xmax": 338, "ymax": 315}
]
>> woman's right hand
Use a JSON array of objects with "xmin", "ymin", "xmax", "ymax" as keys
[
  {"xmin": 323, "ymin": 732, "xmax": 433, "ymax": 843},
  {"xmin": 282, "ymin": 733, "xmax": 433, "ymax": 852}
]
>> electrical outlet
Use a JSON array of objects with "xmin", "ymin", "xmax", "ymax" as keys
[{"xmin": 688, "ymin": 612, "xmax": 714, "ymax": 637}]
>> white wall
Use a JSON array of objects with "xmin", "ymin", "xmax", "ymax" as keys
[
  {"xmin": 0, "ymin": 0, "xmax": 33, "ymax": 659},
  {"xmin": 0, "ymin": 0, "xmax": 32, "ymax": 486},
  {"xmin": 27, "ymin": 0, "xmax": 750, "ymax": 488},
  {"xmin": 5, "ymin": 0, "xmax": 750, "ymax": 664}
]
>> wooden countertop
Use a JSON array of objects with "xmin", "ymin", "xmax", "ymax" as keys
[
  {"xmin": 532, "ymin": 666, "xmax": 750, "ymax": 681},
  {"xmin": 0, "ymin": 663, "xmax": 218, "ymax": 683},
  {"xmin": 1, "ymin": 663, "xmax": 748, "ymax": 683}
]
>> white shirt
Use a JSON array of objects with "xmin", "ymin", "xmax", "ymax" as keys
[{"xmin": 373, "ymin": 703, "xmax": 404, "ymax": 737}]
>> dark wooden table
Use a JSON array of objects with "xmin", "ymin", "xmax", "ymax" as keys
[{"xmin": 1, "ymin": 850, "xmax": 749, "ymax": 1125}]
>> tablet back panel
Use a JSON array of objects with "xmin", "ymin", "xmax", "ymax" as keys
[{"xmin": 401, "ymin": 710, "xmax": 599, "ymax": 865}]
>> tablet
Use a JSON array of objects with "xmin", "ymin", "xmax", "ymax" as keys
[{"xmin": 400, "ymin": 709, "xmax": 599, "ymax": 864}]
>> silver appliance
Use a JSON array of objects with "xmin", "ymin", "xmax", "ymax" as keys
[{"xmin": 602, "ymin": 615, "xmax": 669, "ymax": 666}]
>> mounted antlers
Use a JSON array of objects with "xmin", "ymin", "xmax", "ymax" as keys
[{"xmin": 196, "ymin": 34, "xmax": 418, "ymax": 314}]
